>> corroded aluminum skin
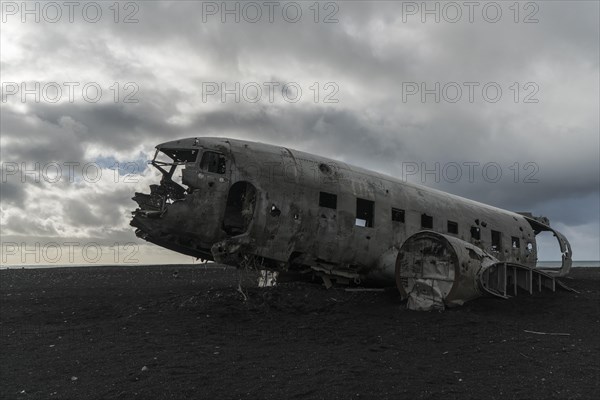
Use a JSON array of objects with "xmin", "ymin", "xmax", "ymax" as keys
[{"xmin": 131, "ymin": 137, "xmax": 572, "ymax": 300}]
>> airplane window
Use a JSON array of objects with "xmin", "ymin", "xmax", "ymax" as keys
[
  {"xmin": 319, "ymin": 192, "xmax": 337, "ymax": 209},
  {"xmin": 470, "ymin": 226, "xmax": 481, "ymax": 240},
  {"xmin": 491, "ymin": 230, "xmax": 501, "ymax": 251},
  {"xmin": 392, "ymin": 208, "xmax": 405, "ymax": 223},
  {"xmin": 447, "ymin": 220, "xmax": 458, "ymax": 234},
  {"xmin": 200, "ymin": 151, "xmax": 226, "ymax": 174},
  {"xmin": 356, "ymin": 198, "xmax": 374, "ymax": 227},
  {"xmin": 511, "ymin": 236, "xmax": 520, "ymax": 248},
  {"xmin": 421, "ymin": 214, "xmax": 433, "ymax": 229}
]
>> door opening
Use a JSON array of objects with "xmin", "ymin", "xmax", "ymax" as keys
[{"xmin": 223, "ymin": 182, "xmax": 257, "ymax": 236}]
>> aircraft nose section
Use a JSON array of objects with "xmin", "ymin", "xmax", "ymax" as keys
[{"xmin": 130, "ymin": 186, "xmax": 216, "ymax": 260}]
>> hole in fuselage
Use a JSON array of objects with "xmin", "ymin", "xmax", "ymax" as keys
[{"xmin": 270, "ymin": 204, "xmax": 281, "ymax": 217}]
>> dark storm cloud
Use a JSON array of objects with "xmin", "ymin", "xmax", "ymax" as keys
[
  {"xmin": 2, "ymin": 101, "xmax": 176, "ymax": 152},
  {"xmin": 534, "ymin": 193, "xmax": 600, "ymax": 228},
  {"xmin": 69, "ymin": 1, "xmax": 599, "ymax": 81}
]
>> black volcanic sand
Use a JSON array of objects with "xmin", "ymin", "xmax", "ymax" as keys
[{"xmin": 1, "ymin": 265, "xmax": 599, "ymax": 400}]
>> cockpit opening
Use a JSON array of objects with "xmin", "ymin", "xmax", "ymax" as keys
[
  {"xmin": 200, "ymin": 151, "xmax": 227, "ymax": 174},
  {"xmin": 149, "ymin": 148, "xmax": 200, "ymax": 202}
]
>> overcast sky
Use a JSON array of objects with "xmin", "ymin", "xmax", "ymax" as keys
[{"xmin": 1, "ymin": 0, "xmax": 598, "ymax": 265}]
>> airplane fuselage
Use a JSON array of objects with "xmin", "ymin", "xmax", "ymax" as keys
[{"xmin": 131, "ymin": 137, "xmax": 572, "ymax": 308}]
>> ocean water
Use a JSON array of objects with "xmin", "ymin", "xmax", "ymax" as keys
[{"xmin": 537, "ymin": 261, "xmax": 600, "ymax": 268}]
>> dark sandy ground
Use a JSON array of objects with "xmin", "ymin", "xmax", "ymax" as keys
[{"xmin": 1, "ymin": 265, "xmax": 599, "ymax": 400}]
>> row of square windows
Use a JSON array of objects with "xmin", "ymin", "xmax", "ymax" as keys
[{"xmin": 319, "ymin": 191, "xmax": 522, "ymax": 250}]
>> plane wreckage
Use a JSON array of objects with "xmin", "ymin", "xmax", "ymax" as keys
[{"xmin": 131, "ymin": 137, "xmax": 573, "ymax": 310}]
